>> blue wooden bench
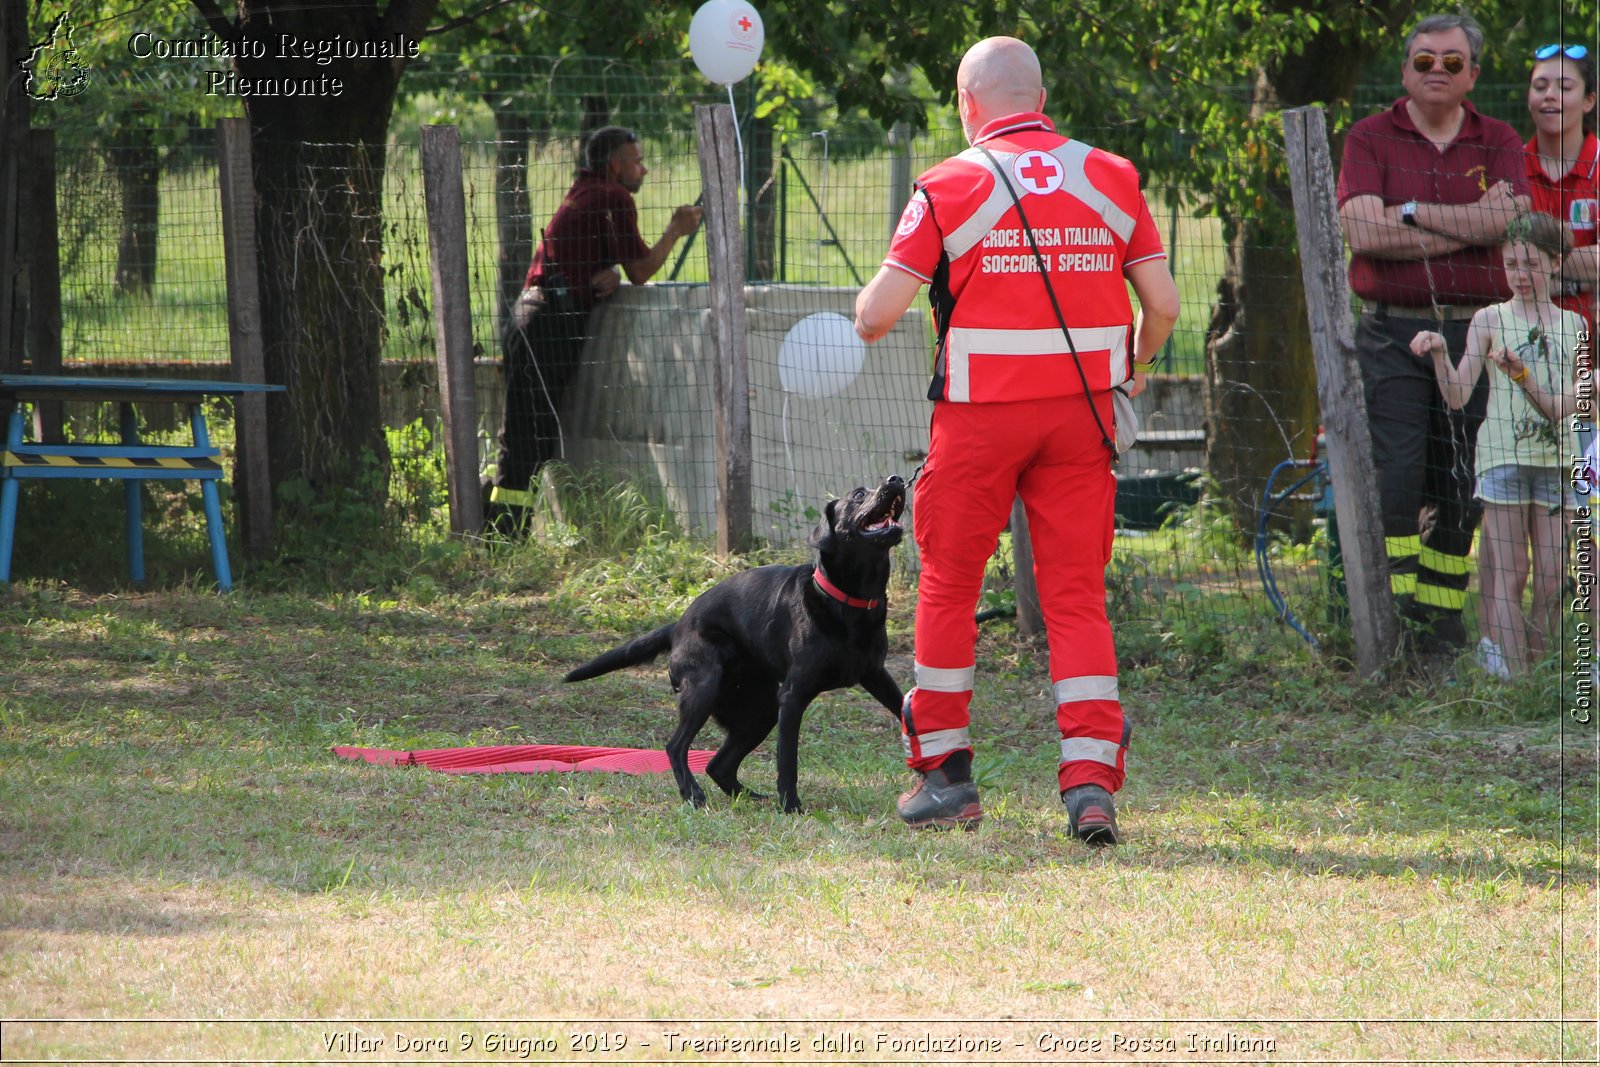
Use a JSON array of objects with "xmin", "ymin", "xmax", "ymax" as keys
[{"xmin": 0, "ymin": 375, "xmax": 283, "ymax": 592}]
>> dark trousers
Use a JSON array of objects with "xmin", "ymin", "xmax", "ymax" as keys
[
  {"xmin": 1355, "ymin": 309, "xmax": 1489, "ymax": 620},
  {"xmin": 492, "ymin": 289, "xmax": 588, "ymax": 496}
]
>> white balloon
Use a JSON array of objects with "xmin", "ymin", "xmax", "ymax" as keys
[
  {"xmin": 688, "ymin": 0, "xmax": 764, "ymax": 86},
  {"xmin": 778, "ymin": 312, "xmax": 865, "ymax": 399}
]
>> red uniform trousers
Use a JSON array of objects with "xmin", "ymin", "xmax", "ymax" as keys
[{"xmin": 905, "ymin": 394, "xmax": 1127, "ymax": 794}]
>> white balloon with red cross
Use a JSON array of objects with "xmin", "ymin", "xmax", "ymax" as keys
[{"xmin": 688, "ymin": 0, "xmax": 764, "ymax": 86}]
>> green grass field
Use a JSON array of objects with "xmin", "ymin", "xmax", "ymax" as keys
[{"xmin": 0, "ymin": 492, "xmax": 1594, "ymax": 1062}]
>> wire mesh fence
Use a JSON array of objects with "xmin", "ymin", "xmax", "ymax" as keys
[{"xmin": 19, "ymin": 56, "xmax": 1572, "ymax": 666}]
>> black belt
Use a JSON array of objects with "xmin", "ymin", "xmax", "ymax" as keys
[{"xmin": 1361, "ymin": 300, "xmax": 1481, "ymax": 322}]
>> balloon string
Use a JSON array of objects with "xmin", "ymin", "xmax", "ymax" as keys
[{"xmin": 726, "ymin": 81, "xmax": 746, "ymax": 199}]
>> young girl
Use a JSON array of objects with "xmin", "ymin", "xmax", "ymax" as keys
[{"xmin": 1411, "ymin": 212, "xmax": 1582, "ymax": 675}]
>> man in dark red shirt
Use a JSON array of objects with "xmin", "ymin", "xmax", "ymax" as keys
[
  {"xmin": 489, "ymin": 127, "xmax": 701, "ymax": 524},
  {"xmin": 1336, "ymin": 13, "xmax": 1529, "ymax": 658}
]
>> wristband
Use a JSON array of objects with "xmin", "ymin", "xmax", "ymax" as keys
[
  {"xmin": 1510, "ymin": 367, "xmax": 1530, "ymax": 383},
  {"xmin": 1132, "ymin": 360, "xmax": 1157, "ymax": 372}
]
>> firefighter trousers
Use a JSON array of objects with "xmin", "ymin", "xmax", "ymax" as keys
[{"xmin": 1355, "ymin": 310, "xmax": 1488, "ymax": 623}]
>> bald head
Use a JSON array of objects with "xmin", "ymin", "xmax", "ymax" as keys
[{"xmin": 956, "ymin": 37, "xmax": 1044, "ymax": 140}]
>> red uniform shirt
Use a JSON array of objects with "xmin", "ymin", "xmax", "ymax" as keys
[
  {"xmin": 526, "ymin": 170, "xmax": 652, "ymax": 311},
  {"xmin": 1526, "ymin": 131, "xmax": 1600, "ymax": 331},
  {"xmin": 885, "ymin": 114, "xmax": 1165, "ymax": 403},
  {"xmin": 1337, "ymin": 98, "xmax": 1529, "ymax": 306}
]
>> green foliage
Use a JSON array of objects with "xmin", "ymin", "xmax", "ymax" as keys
[
  {"xmin": 29, "ymin": 1, "xmax": 242, "ymax": 146},
  {"xmin": 386, "ymin": 418, "xmax": 449, "ymax": 528},
  {"xmin": 265, "ymin": 449, "xmax": 423, "ymax": 591}
]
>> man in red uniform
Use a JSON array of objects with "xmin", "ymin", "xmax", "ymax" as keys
[
  {"xmin": 854, "ymin": 36, "xmax": 1179, "ymax": 844},
  {"xmin": 489, "ymin": 127, "xmax": 701, "ymax": 526},
  {"xmin": 1336, "ymin": 14, "xmax": 1529, "ymax": 658}
]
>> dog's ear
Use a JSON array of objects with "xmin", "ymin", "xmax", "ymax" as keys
[{"xmin": 808, "ymin": 499, "xmax": 839, "ymax": 553}]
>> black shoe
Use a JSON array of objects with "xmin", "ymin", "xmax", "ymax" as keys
[
  {"xmin": 484, "ymin": 500, "xmax": 532, "ymax": 539},
  {"xmin": 897, "ymin": 752, "xmax": 982, "ymax": 830},
  {"xmin": 1421, "ymin": 610, "xmax": 1467, "ymax": 654},
  {"xmin": 1062, "ymin": 784, "xmax": 1120, "ymax": 846},
  {"xmin": 1397, "ymin": 600, "xmax": 1467, "ymax": 658}
]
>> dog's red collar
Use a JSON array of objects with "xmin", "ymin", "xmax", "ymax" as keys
[{"xmin": 812, "ymin": 567, "xmax": 881, "ymax": 610}]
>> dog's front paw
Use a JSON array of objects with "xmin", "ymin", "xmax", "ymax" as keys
[{"xmin": 779, "ymin": 794, "xmax": 804, "ymax": 814}]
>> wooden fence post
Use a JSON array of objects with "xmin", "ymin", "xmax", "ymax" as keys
[
  {"xmin": 1282, "ymin": 106, "xmax": 1398, "ymax": 675},
  {"xmin": 217, "ymin": 118, "xmax": 275, "ymax": 559},
  {"xmin": 888, "ymin": 121, "xmax": 913, "ymax": 238},
  {"xmin": 420, "ymin": 124, "xmax": 484, "ymax": 537},
  {"xmin": 1009, "ymin": 496, "xmax": 1041, "ymax": 635},
  {"xmin": 27, "ymin": 129, "xmax": 63, "ymax": 442},
  {"xmin": 695, "ymin": 104, "xmax": 752, "ymax": 555}
]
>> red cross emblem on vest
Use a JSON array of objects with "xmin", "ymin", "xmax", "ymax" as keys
[{"xmin": 1011, "ymin": 150, "xmax": 1063, "ymax": 195}]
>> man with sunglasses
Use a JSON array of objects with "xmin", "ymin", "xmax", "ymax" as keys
[
  {"xmin": 1337, "ymin": 13, "xmax": 1530, "ymax": 660},
  {"xmin": 488, "ymin": 126, "xmax": 702, "ymax": 530}
]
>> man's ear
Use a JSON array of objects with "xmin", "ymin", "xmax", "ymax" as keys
[{"xmin": 808, "ymin": 499, "xmax": 839, "ymax": 553}]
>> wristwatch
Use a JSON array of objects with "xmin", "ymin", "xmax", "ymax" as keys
[{"xmin": 1400, "ymin": 201, "xmax": 1419, "ymax": 227}]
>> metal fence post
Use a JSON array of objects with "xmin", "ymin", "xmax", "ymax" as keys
[
  {"xmin": 695, "ymin": 103, "xmax": 752, "ymax": 556},
  {"xmin": 1282, "ymin": 106, "xmax": 1398, "ymax": 675},
  {"xmin": 420, "ymin": 124, "xmax": 484, "ymax": 537}
]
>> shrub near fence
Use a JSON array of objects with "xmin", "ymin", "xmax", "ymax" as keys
[{"xmin": 21, "ymin": 62, "xmax": 1568, "ymax": 674}]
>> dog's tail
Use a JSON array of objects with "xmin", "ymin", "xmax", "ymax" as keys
[{"xmin": 562, "ymin": 623, "xmax": 676, "ymax": 683}]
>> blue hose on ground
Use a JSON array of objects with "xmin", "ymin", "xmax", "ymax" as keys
[{"xmin": 1256, "ymin": 459, "xmax": 1327, "ymax": 648}]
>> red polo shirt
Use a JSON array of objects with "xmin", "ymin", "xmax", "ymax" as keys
[
  {"xmin": 526, "ymin": 170, "xmax": 652, "ymax": 311},
  {"xmin": 1337, "ymin": 98, "xmax": 1529, "ymax": 306},
  {"xmin": 1526, "ymin": 131, "xmax": 1600, "ymax": 331}
]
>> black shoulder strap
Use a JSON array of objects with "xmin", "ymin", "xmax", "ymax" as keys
[{"xmin": 974, "ymin": 144, "xmax": 1115, "ymax": 455}]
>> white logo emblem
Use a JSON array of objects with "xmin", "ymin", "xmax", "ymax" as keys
[
  {"xmin": 896, "ymin": 197, "xmax": 927, "ymax": 237},
  {"xmin": 1012, "ymin": 150, "xmax": 1063, "ymax": 195}
]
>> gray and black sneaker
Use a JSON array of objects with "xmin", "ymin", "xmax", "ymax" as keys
[
  {"xmin": 1062, "ymin": 784, "xmax": 1120, "ymax": 846},
  {"xmin": 897, "ymin": 753, "xmax": 982, "ymax": 830}
]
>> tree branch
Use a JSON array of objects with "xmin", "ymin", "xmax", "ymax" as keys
[
  {"xmin": 189, "ymin": 0, "xmax": 236, "ymax": 39},
  {"xmin": 425, "ymin": 0, "xmax": 522, "ymax": 37},
  {"xmin": 380, "ymin": 0, "xmax": 444, "ymax": 43}
]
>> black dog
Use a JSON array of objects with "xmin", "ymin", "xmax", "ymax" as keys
[{"xmin": 563, "ymin": 476, "xmax": 907, "ymax": 812}]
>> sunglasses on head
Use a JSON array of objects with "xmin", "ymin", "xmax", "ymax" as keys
[
  {"xmin": 1411, "ymin": 52, "xmax": 1466, "ymax": 75},
  {"xmin": 1535, "ymin": 43, "xmax": 1590, "ymax": 61}
]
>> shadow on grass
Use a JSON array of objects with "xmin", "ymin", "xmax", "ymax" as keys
[{"xmin": 1, "ymin": 583, "xmax": 1593, "ymax": 901}]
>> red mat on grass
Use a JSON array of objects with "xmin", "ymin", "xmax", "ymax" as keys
[{"xmin": 332, "ymin": 744, "xmax": 715, "ymax": 776}]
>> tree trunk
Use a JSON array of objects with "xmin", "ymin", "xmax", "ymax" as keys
[
  {"xmin": 490, "ymin": 108, "xmax": 533, "ymax": 334},
  {"xmin": 237, "ymin": 53, "xmax": 405, "ymax": 504},
  {"xmin": 580, "ymin": 94, "xmax": 610, "ymax": 137},
  {"xmin": 111, "ymin": 125, "xmax": 160, "ymax": 296},
  {"xmin": 1203, "ymin": 40, "xmax": 1369, "ymax": 531},
  {"xmin": 1, "ymin": 0, "xmax": 30, "ymax": 371}
]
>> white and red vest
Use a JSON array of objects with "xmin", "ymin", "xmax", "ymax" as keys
[{"xmin": 885, "ymin": 114, "xmax": 1166, "ymax": 403}]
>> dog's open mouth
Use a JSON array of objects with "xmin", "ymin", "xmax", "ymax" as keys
[{"xmin": 860, "ymin": 488, "xmax": 906, "ymax": 536}]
